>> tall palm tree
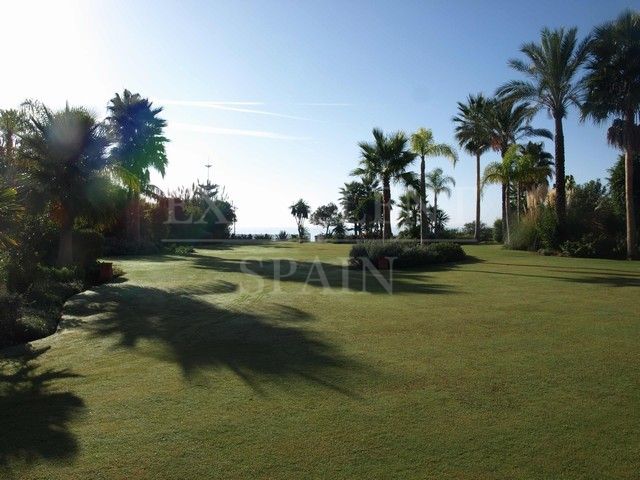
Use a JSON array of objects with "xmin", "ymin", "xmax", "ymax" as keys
[
  {"xmin": 582, "ymin": 10, "xmax": 640, "ymax": 259},
  {"xmin": 497, "ymin": 27, "xmax": 590, "ymax": 237},
  {"xmin": 352, "ymin": 128, "xmax": 416, "ymax": 240},
  {"xmin": 453, "ymin": 94, "xmax": 491, "ymax": 241},
  {"xmin": 21, "ymin": 105, "xmax": 110, "ymax": 265},
  {"xmin": 410, "ymin": 128, "xmax": 457, "ymax": 243},
  {"xmin": 486, "ymin": 98, "xmax": 553, "ymax": 238},
  {"xmin": 483, "ymin": 145, "xmax": 519, "ymax": 244},
  {"xmin": 107, "ymin": 90, "xmax": 168, "ymax": 243},
  {"xmin": 425, "ymin": 168, "xmax": 455, "ymax": 238},
  {"xmin": 290, "ymin": 199, "xmax": 310, "ymax": 242}
]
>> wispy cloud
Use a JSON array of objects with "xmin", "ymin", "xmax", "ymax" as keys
[
  {"xmin": 295, "ymin": 102, "xmax": 353, "ymax": 107},
  {"xmin": 159, "ymin": 99, "xmax": 313, "ymax": 121},
  {"xmin": 170, "ymin": 122, "xmax": 310, "ymax": 141},
  {"xmin": 161, "ymin": 100, "xmax": 264, "ymax": 106}
]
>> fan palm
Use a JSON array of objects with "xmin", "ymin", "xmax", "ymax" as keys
[
  {"xmin": 453, "ymin": 94, "xmax": 491, "ymax": 241},
  {"xmin": 20, "ymin": 105, "xmax": 110, "ymax": 265},
  {"xmin": 410, "ymin": 128, "xmax": 457, "ymax": 243},
  {"xmin": 497, "ymin": 27, "xmax": 590, "ymax": 235},
  {"xmin": 352, "ymin": 128, "xmax": 416, "ymax": 240},
  {"xmin": 425, "ymin": 168, "xmax": 455, "ymax": 238},
  {"xmin": 339, "ymin": 175, "xmax": 381, "ymax": 237},
  {"xmin": 290, "ymin": 199, "xmax": 310, "ymax": 242},
  {"xmin": 397, "ymin": 189, "xmax": 421, "ymax": 234},
  {"xmin": 582, "ymin": 10, "xmax": 640, "ymax": 259},
  {"xmin": 107, "ymin": 90, "xmax": 168, "ymax": 243}
]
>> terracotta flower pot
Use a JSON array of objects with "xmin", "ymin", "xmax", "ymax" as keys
[
  {"xmin": 98, "ymin": 262, "xmax": 113, "ymax": 283},
  {"xmin": 376, "ymin": 257, "xmax": 390, "ymax": 270}
]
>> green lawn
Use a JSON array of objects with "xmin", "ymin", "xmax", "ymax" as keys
[{"xmin": 2, "ymin": 244, "xmax": 639, "ymax": 479}]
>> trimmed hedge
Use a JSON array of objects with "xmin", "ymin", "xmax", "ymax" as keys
[{"xmin": 349, "ymin": 241, "xmax": 466, "ymax": 268}]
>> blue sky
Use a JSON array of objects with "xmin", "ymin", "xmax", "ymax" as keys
[{"xmin": 2, "ymin": 0, "xmax": 637, "ymax": 234}]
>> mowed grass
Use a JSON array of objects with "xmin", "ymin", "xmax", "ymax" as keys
[{"xmin": 1, "ymin": 243, "xmax": 639, "ymax": 479}]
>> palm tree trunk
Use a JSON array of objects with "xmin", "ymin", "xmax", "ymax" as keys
[
  {"xmin": 504, "ymin": 184, "xmax": 511, "ymax": 245},
  {"xmin": 516, "ymin": 183, "xmax": 521, "ymax": 222},
  {"xmin": 433, "ymin": 193, "xmax": 438, "ymax": 238},
  {"xmin": 383, "ymin": 176, "xmax": 392, "ymax": 241},
  {"xmin": 624, "ymin": 114, "xmax": 638, "ymax": 259},
  {"xmin": 475, "ymin": 152, "xmax": 481, "ymax": 242},
  {"xmin": 420, "ymin": 155, "xmax": 427, "ymax": 244},
  {"xmin": 57, "ymin": 211, "xmax": 74, "ymax": 267},
  {"xmin": 554, "ymin": 113, "xmax": 567, "ymax": 240},
  {"xmin": 501, "ymin": 183, "xmax": 507, "ymax": 241}
]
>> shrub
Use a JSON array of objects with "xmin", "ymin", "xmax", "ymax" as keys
[
  {"xmin": 276, "ymin": 231, "xmax": 289, "ymax": 241},
  {"xmin": 0, "ymin": 292, "xmax": 21, "ymax": 346},
  {"xmin": 461, "ymin": 221, "xmax": 493, "ymax": 242},
  {"xmin": 427, "ymin": 242, "xmax": 467, "ymax": 262},
  {"xmin": 493, "ymin": 219, "xmax": 503, "ymax": 243},
  {"xmin": 349, "ymin": 240, "xmax": 465, "ymax": 268},
  {"xmin": 537, "ymin": 205, "xmax": 558, "ymax": 250},
  {"xmin": 560, "ymin": 233, "xmax": 620, "ymax": 259},
  {"xmin": 103, "ymin": 237, "xmax": 161, "ymax": 256},
  {"xmin": 508, "ymin": 216, "xmax": 539, "ymax": 251},
  {"xmin": 164, "ymin": 244, "xmax": 195, "ymax": 255}
]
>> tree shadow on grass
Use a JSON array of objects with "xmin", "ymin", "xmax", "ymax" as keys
[
  {"xmin": 0, "ymin": 346, "xmax": 84, "ymax": 477},
  {"xmin": 187, "ymin": 254, "xmax": 460, "ymax": 295},
  {"xmin": 64, "ymin": 283, "xmax": 363, "ymax": 397},
  {"xmin": 562, "ymin": 275, "xmax": 640, "ymax": 288},
  {"xmin": 458, "ymin": 267, "xmax": 640, "ymax": 287},
  {"xmin": 485, "ymin": 260, "xmax": 640, "ymax": 277}
]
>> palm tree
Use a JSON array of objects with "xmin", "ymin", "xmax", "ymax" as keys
[
  {"xmin": 339, "ymin": 175, "xmax": 381, "ymax": 237},
  {"xmin": 497, "ymin": 28, "xmax": 590, "ymax": 236},
  {"xmin": 425, "ymin": 168, "xmax": 455, "ymax": 238},
  {"xmin": 290, "ymin": 199, "xmax": 310, "ymax": 242},
  {"xmin": 397, "ymin": 189, "xmax": 421, "ymax": 235},
  {"xmin": 427, "ymin": 206, "xmax": 450, "ymax": 235},
  {"xmin": 483, "ymin": 145, "xmax": 519, "ymax": 244},
  {"xmin": 410, "ymin": 128, "xmax": 457, "ymax": 243},
  {"xmin": 486, "ymin": 98, "xmax": 553, "ymax": 238},
  {"xmin": 352, "ymin": 128, "xmax": 416, "ymax": 240},
  {"xmin": 0, "ymin": 109, "xmax": 27, "ymax": 182},
  {"xmin": 582, "ymin": 10, "xmax": 640, "ymax": 259},
  {"xmin": 453, "ymin": 94, "xmax": 491, "ymax": 241},
  {"xmin": 513, "ymin": 142, "xmax": 554, "ymax": 216},
  {"xmin": 0, "ymin": 183, "xmax": 23, "ymax": 249},
  {"xmin": 107, "ymin": 90, "xmax": 168, "ymax": 243},
  {"xmin": 21, "ymin": 105, "xmax": 110, "ymax": 265}
]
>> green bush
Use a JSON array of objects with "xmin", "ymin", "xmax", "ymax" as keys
[
  {"xmin": 537, "ymin": 205, "xmax": 558, "ymax": 250},
  {"xmin": 427, "ymin": 242, "xmax": 467, "ymax": 262},
  {"xmin": 508, "ymin": 216, "xmax": 539, "ymax": 251},
  {"xmin": 164, "ymin": 244, "xmax": 195, "ymax": 255},
  {"xmin": 103, "ymin": 238, "xmax": 161, "ymax": 256},
  {"xmin": 349, "ymin": 241, "xmax": 465, "ymax": 268},
  {"xmin": 0, "ymin": 292, "xmax": 21, "ymax": 346},
  {"xmin": 493, "ymin": 219, "xmax": 503, "ymax": 243},
  {"xmin": 560, "ymin": 233, "xmax": 620, "ymax": 259}
]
